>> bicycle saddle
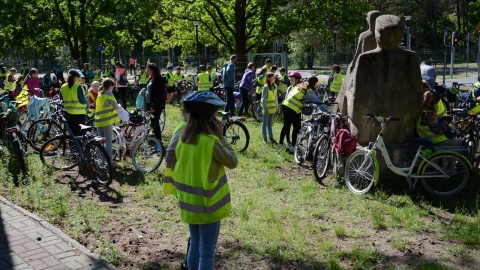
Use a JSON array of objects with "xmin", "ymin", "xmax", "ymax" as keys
[{"xmin": 79, "ymin": 124, "xmax": 94, "ymax": 132}]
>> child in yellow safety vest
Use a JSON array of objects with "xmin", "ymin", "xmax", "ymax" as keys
[
  {"xmin": 95, "ymin": 78, "xmax": 121, "ymax": 167},
  {"xmin": 255, "ymin": 67, "xmax": 267, "ymax": 100},
  {"xmin": 261, "ymin": 73, "xmax": 278, "ymax": 144}
]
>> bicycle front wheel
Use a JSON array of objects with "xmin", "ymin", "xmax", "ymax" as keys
[
  {"xmin": 294, "ymin": 125, "xmax": 309, "ymax": 164},
  {"xmin": 345, "ymin": 149, "xmax": 376, "ymax": 194},
  {"xmin": 420, "ymin": 154, "xmax": 469, "ymax": 196},
  {"xmin": 159, "ymin": 110, "xmax": 166, "ymax": 132},
  {"xmin": 11, "ymin": 134, "xmax": 27, "ymax": 172},
  {"xmin": 27, "ymin": 119, "xmax": 62, "ymax": 152},
  {"xmin": 131, "ymin": 136, "xmax": 164, "ymax": 173},
  {"xmin": 223, "ymin": 120, "xmax": 250, "ymax": 153},
  {"xmin": 40, "ymin": 136, "xmax": 80, "ymax": 170},
  {"xmin": 86, "ymin": 143, "xmax": 113, "ymax": 186},
  {"xmin": 313, "ymin": 134, "xmax": 330, "ymax": 181},
  {"xmin": 251, "ymin": 101, "xmax": 262, "ymax": 122}
]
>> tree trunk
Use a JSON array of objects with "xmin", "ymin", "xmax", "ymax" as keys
[{"xmin": 234, "ymin": 0, "xmax": 248, "ymax": 80}]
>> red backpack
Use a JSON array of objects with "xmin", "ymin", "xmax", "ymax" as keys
[{"xmin": 334, "ymin": 129, "xmax": 357, "ymax": 155}]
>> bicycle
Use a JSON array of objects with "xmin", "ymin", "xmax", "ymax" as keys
[
  {"xmin": 294, "ymin": 102, "xmax": 330, "ymax": 164},
  {"xmin": 344, "ymin": 113, "xmax": 471, "ymax": 196},
  {"xmin": 111, "ymin": 109, "xmax": 164, "ymax": 173},
  {"xmin": 218, "ymin": 112, "xmax": 250, "ymax": 153},
  {"xmin": 39, "ymin": 114, "xmax": 113, "ymax": 186},
  {"xmin": 126, "ymin": 75, "xmax": 141, "ymax": 101}
]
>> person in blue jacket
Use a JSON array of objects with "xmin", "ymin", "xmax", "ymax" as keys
[{"xmin": 221, "ymin": 55, "xmax": 237, "ymax": 115}]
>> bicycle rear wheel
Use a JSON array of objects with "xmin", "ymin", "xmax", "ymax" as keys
[
  {"xmin": 10, "ymin": 133, "xmax": 27, "ymax": 172},
  {"xmin": 86, "ymin": 143, "xmax": 113, "ymax": 186},
  {"xmin": 251, "ymin": 101, "xmax": 262, "ymax": 122},
  {"xmin": 27, "ymin": 119, "xmax": 62, "ymax": 152},
  {"xmin": 159, "ymin": 110, "xmax": 166, "ymax": 132},
  {"xmin": 420, "ymin": 154, "xmax": 469, "ymax": 196},
  {"xmin": 40, "ymin": 136, "xmax": 80, "ymax": 170},
  {"xmin": 294, "ymin": 125, "xmax": 309, "ymax": 164},
  {"xmin": 313, "ymin": 134, "xmax": 330, "ymax": 181},
  {"xmin": 344, "ymin": 149, "xmax": 376, "ymax": 194},
  {"xmin": 223, "ymin": 120, "xmax": 250, "ymax": 153},
  {"xmin": 131, "ymin": 136, "xmax": 164, "ymax": 173}
]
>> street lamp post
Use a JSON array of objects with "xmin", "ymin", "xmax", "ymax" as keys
[
  {"xmin": 333, "ymin": 29, "xmax": 338, "ymax": 63},
  {"xmin": 193, "ymin": 20, "xmax": 200, "ymax": 68},
  {"xmin": 405, "ymin": 16, "xmax": 412, "ymax": 50}
]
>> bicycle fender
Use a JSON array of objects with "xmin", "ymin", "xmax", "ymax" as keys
[{"xmin": 417, "ymin": 150, "xmax": 473, "ymax": 175}]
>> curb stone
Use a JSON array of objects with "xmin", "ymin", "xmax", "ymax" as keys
[{"xmin": 0, "ymin": 195, "xmax": 120, "ymax": 270}]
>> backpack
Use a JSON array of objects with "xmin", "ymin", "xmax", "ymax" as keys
[{"xmin": 334, "ymin": 129, "xmax": 356, "ymax": 156}]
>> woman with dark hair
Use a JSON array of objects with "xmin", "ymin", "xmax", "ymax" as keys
[
  {"xmin": 60, "ymin": 69, "xmax": 87, "ymax": 136},
  {"xmin": 145, "ymin": 63, "xmax": 166, "ymax": 141}
]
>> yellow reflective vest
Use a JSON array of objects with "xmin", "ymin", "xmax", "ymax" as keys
[
  {"xmin": 164, "ymin": 121, "xmax": 186, "ymax": 195},
  {"xmin": 197, "ymin": 72, "xmax": 211, "ymax": 91},
  {"xmin": 172, "ymin": 133, "xmax": 232, "ymax": 224},
  {"xmin": 468, "ymin": 82, "xmax": 480, "ymax": 114},
  {"xmin": 94, "ymin": 92, "xmax": 119, "ymax": 128},
  {"xmin": 330, "ymin": 72, "xmax": 343, "ymax": 93},
  {"xmin": 61, "ymin": 83, "xmax": 86, "ymax": 115},
  {"xmin": 278, "ymin": 74, "xmax": 288, "ymax": 94},
  {"xmin": 262, "ymin": 86, "xmax": 277, "ymax": 114},
  {"xmin": 139, "ymin": 72, "xmax": 148, "ymax": 85},
  {"xmin": 166, "ymin": 72, "xmax": 175, "ymax": 87},
  {"xmin": 282, "ymin": 86, "xmax": 304, "ymax": 114},
  {"xmin": 93, "ymin": 70, "xmax": 102, "ymax": 81},
  {"xmin": 416, "ymin": 109, "xmax": 448, "ymax": 144},
  {"xmin": 3, "ymin": 74, "xmax": 13, "ymax": 91},
  {"xmin": 174, "ymin": 72, "xmax": 184, "ymax": 82},
  {"xmin": 256, "ymin": 75, "xmax": 266, "ymax": 94}
]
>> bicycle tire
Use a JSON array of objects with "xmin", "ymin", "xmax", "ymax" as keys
[
  {"xmin": 344, "ymin": 149, "xmax": 376, "ymax": 194},
  {"xmin": 18, "ymin": 111, "xmax": 27, "ymax": 125},
  {"xmin": 40, "ymin": 136, "xmax": 81, "ymax": 170},
  {"xmin": 317, "ymin": 86, "xmax": 329, "ymax": 103},
  {"xmin": 223, "ymin": 120, "xmax": 250, "ymax": 153},
  {"xmin": 27, "ymin": 119, "xmax": 62, "ymax": 152},
  {"xmin": 11, "ymin": 133, "xmax": 27, "ymax": 172},
  {"xmin": 420, "ymin": 154, "xmax": 469, "ymax": 196},
  {"xmin": 251, "ymin": 101, "xmax": 262, "ymax": 122},
  {"xmin": 294, "ymin": 125, "xmax": 309, "ymax": 164},
  {"xmin": 159, "ymin": 110, "xmax": 166, "ymax": 132},
  {"xmin": 471, "ymin": 137, "xmax": 480, "ymax": 175},
  {"xmin": 86, "ymin": 142, "xmax": 113, "ymax": 186},
  {"xmin": 131, "ymin": 136, "xmax": 164, "ymax": 173},
  {"xmin": 313, "ymin": 134, "xmax": 330, "ymax": 181}
]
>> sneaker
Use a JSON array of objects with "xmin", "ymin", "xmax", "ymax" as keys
[
  {"xmin": 269, "ymin": 138, "xmax": 278, "ymax": 145},
  {"xmin": 263, "ymin": 139, "xmax": 268, "ymax": 144},
  {"xmin": 287, "ymin": 141, "xmax": 292, "ymax": 147}
]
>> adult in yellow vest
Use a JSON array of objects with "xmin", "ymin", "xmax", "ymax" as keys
[
  {"xmin": 95, "ymin": 78, "xmax": 121, "ymax": 165},
  {"xmin": 416, "ymin": 91, "xmax": 462, "ymax": 146},
  {"xmin": 170, "ymin": 90, "xmax": 237, "ymax": 269},
  {"xmin": 165, "ymin": 66, "xmax": 176, "ymax": 103},
  {"xmin": 196, "ymin": 65, "xmax": 212, "ymax": 91},
  {"xmin": 60, "ymin": 69, "xmax": 87, "ymax": 136},
  {"xmin": 206, "ymin": 65, "xmax": 216, "ymax": 91},
  {"xmin": 92, "ymin": 65, "xmax": 102, "ymax": 81},
  {"xmin": 280, "ymin": 74, "xmax": 323, "ymax": 151},
  {"xmin": 174, "ymin": 66, "xmax": 185, "ymax": 93},
  {"xmin": 261, "ymin": 73, "xmax": 278, "ymax": 144},
  {"xmin": 102, "ymin": 64, "xmax": 112, "ymax": 79},
  {"xmin": 328, "ymin": 64, "xmax": 343, "ymax": 97}
]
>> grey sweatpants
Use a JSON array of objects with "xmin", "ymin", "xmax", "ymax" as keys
[{"xmin": 97, "ymin": 125, "xmax": 113, "ymax": 161}]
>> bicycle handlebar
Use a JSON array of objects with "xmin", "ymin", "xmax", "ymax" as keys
[{"xmin": 364, "ymin": 113, "xmax": 400, "ymax": 122}]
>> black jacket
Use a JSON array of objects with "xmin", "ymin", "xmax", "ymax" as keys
[{"xmin": 149, "ymin": 76, "xmax": 166, "ymax": 112}]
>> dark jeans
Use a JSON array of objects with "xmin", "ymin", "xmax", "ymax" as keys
[
  {"xmin": 150, "ymin": 110, "xmax": 162, "ymax": 141},
  {"xmin": 66, "ymin": 113, "xmax": 86, "ymax": 137},
  {"xmin": 129, "ymin": 64, "xmax": 135, "ymax": 75},
  {"xmin": 224, "ymin": 87, "xmax": 235, "ymax": 115},
  {"xmin": 115, "ymin": 86, "xmax": 128, "ymax": 109},
  {"xmin": 279, "ymin": 105, "xmax": 300, "ymax": 145},
  {"xmin": 238, "ymin": 87, "xmax": 250, "ymax": 116}
]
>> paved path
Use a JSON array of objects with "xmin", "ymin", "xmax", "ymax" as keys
[{"xmin": 0, "ymin": 196, "xmax": 118, "ymax": 270}]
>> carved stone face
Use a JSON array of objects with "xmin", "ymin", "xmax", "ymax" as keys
[{"xmin": 375, "ymin": 15, "xmax": 405, "ymax": 50}]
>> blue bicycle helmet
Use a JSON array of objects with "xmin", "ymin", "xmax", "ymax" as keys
[
  {"xmin": 182, "ymin": 91, "xmax": 226, "ymax": 115},
  {"xmin": 167, "ymin": 65, "xmax": 174, "ymax": 70}
]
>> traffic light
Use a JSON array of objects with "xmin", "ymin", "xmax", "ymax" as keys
[{"xmin": 452, "ymin": 31, "xmax": 459, "ymax": 47}]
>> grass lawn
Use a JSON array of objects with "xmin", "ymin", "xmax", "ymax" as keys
[{"xmin": 0, "ymin": 104, "xmax": 479, "ymax": 269}]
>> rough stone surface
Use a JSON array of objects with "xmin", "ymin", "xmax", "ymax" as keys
[
  {"xmin": 336, "ymin": 15, "xmax": 423, "ymax": 145},
  {"xmin": 349, "ymin": 10, "xmax": 381, "ymax": 72}
]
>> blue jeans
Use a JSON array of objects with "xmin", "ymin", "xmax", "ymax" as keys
[
  {"xmin": 262, "ymin": 112, "xmax": 274, "ymax": 140},
  {"xmin": 224, "ymin": 87, "xmax": 235, "ymax": 115},
  {"xmin": 187, "ymin": 221, "xmax": 221, "ymax": 270},
  {"xmin": 238, "ymin": 87, "xmax": 249, "ymax": 116}
]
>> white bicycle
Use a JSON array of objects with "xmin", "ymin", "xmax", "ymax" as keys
[{"xmin": 344, "ymin": 113, "xmax": 471, "ymax": 196}]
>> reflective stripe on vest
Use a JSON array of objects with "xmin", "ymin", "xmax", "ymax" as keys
[
  {"xmin": 61, "ymin": 83, "xmax": 86, "ymax": 114},
  {"xmin": 197, "ymin": 73, "xmax": 211, "ymax": 91},
  {"xmin": 94, "ymin": 92, "xmax": 119, "ymax": 128},
  {"xmin": 262, "ymin": 87, "xmax": 277, "ymax": 114},
  {"xmin": 166, "ymin": 72, "xmax": 175, "ymax": 87},
  {"xmin": 139, "ymin": 72, "xmax": 148, "ymax": 84},
  {"xmin": 415, "ymin": 111, "xmax": 448, "ymax": 144},
  {"xmin": 282, "ymin": 86, "xmax": 304, "ymax": 113},
  {"xmin": 172, "ymin": 133, "xmax": 231, "ymax": 224},
  {"xmin": 330, "ymin": 72, "xmax": 343, "ymax": 93}
]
